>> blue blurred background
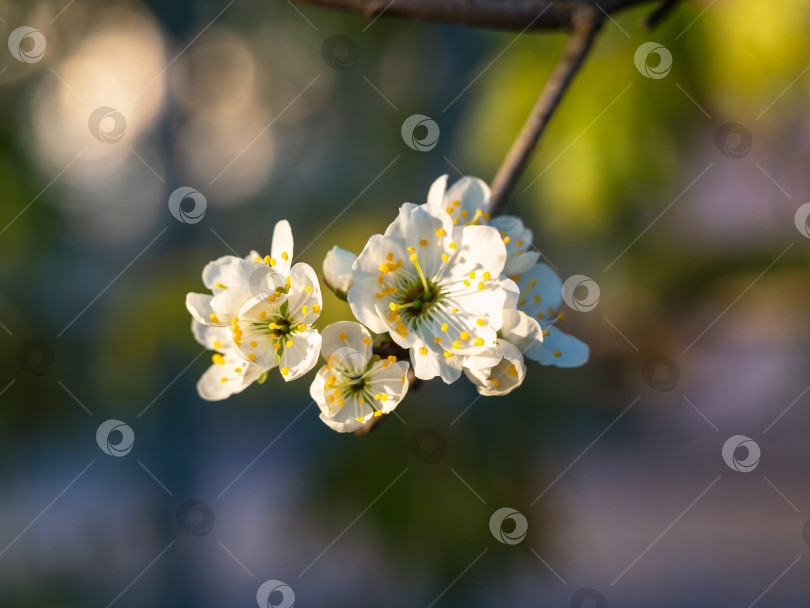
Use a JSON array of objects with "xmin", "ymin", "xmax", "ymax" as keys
[{"xmin": 2, "ymin": 0, "xmax": 810, "ymax": 606}]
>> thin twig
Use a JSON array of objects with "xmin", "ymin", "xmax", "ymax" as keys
[
  {"xmin": 291, "ymin": 0, "xmax": 652, "ymax": 31},
  {"xmin": 644, "ymin": 0, "xmax": 681, "ymax": 28},
  {"xmin": 488, "ymin": 6, "xmax": 602, "ymax": 213}
]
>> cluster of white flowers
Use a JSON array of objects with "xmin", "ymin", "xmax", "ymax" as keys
[{"xmin": 186, "ymin": 175, "xmax": 588, "ymax": 432}]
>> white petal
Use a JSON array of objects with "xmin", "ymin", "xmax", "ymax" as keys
[
  {"xmin": 365, "ymin": 359, "xmax": 410, "ymax": 408},
  {"xmin": 527, "ymin": 325, "xmax": 589, "ymax": 368},
  {"xmin": 442, "ymin": 176, "xmax": 493, "ymax": 224},
  {"xmin": 320, "ymin": 321, "xmax": 372, "ymax": 376},
  {"xmin": 515, "ymin": 263, "xmax": 563, "ymax": 318},
  {"xmin": 197, "ymin": 350, "xmax": 265, "ymax": 401},
  {"xmin": 440, "ymin": 224, "xmax": 507, "ymax": 283},
  {"xmin": 410, "ymin": 341, "xmax": 462, "ymax": 383},
  {"xmin": 279, "ymin": 328, "xmax": 322, "ymax": 381},
  {"xmin": 500, "ymin": 309, "xmax": 544, "ymax": 357},
  {"xmin": 270, "ymin": 220, "xmax": 294, "ymax": 276},
  {"xmin": 285, "ymin": 263, "xmax": 323, "ymax": 326},
  {"xmin": 323, "ymin": 246, "xmax": 357, "ymax": 295},
  {"xmin": 347, "ymin": 275, "xmax": 390, "ymax": 334},
  {"xmin": 202, "ymin": 255, "xmax": 246, "ymax": 290},
  {"xmin": 463, "ymin": 339, "xmax": 526, "ymax": 396},
  {"xmin": 186, "ymin": 293, "xmax": 218, "ymax": 324},
  {"xmin": 191, "ymin": 321, "xmax": 233, "ymax": 350},
  {"xmin": 426, "ymin": 174, "xmax": 449, "ymax": 208}
]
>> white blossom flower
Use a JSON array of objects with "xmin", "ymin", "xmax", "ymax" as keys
[
  {"xmin": 424, "ymin": 175, "xmax": 540, "ymax": 276},
  {"xmin": 186, "ymin": 220, "xmax": 323, "ymax": 386},
  {"xmin": 348, "ymin": 202, "xmax": 518, "ymax": 383},
  {"xmin": 191, "ymin": 321, "xmax": 266, "ymax": 401},
  {"xmin": 511, "ymin": 263, "xmax": 589, "ymax": 367},
  {"xmin": 323, "ymin": 245, "xmax": 357, "ymax": 298},
  {"xmin": 311, "ymin": 321, "xmax": 410, "ymax": 433},
  {"xmin": 462, "ymin": 308, "xmax": 543, "ymax": 396}
]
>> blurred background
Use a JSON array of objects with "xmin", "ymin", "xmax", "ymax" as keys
[{"xmin": 1, "ymin": 0, "xmax": 810, "ymax": 606}]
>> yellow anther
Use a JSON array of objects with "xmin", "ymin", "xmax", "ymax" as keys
[
  {"xmin": 250, "ymin": 340, "xmax": 258, "ymax": 348},
  {"xmin": 508, "ymin": 364, "xmax": 518, "ymax": 376},
  {"xmin": 452, "ymin": 199, "xmax": 460, "ymax": 207},
  {"xmin": 378, "ymin": 276, "xmax": 385, "ymax": 284},
  {"xmin": 543, "ymin": 330, "xmax": 550, "ymax": 336},
  {"xmin": 301, "ymin": 305, "xmax": 308, "ymax": 315},
  {"xmin": 339, "ymin": 333, "xmax": 347, "ymax": 341},
  {"xmin": 386, "ymin": 252, "xmax": 394, "ymax": 261},
  {"xmin": 441, "ymin": 323, "xmax": 448, "ymax": 331},
  {"xmin": 328, "ymin": 394, "xmax": 334, "ymax": 403},
  {"xmin": 517, "ymin": 240, "xmax": 523, "ymax": 246},
  {"xmin": 281, "ymin": 366, "xmax": 290, "ymax": 374},
  {"xmin": 312, "ymin": 305, "xmax": 320, "ymax": 313},
  {"xmin": 443, "ymin": 351, "xmax": 453, "ymax": 359},
  {"xmin": 406, "ymin": 246, "xmax": 415, "ymax": 253},
  {"xmin": 419, "ymin": 347, "xmax": 428, "ymax": 355},
  {"xmin": 231, "ymin": 317, "xmax": 239, "ymax": 325},
  {"xmin": 273, "ymin": 343, "xmax": 281, "ymax": 350},
  {"xmin": 254, "ymin": 256, "xmax": 261, "ymax": 262},
  {"xmin": 452, "ymin": 341, "xmax": 461, "ymax": 349},
  {"xmin": 248, "ymin": 354, "xmax": 257, "ymax": 361},
  {"xmin": 445, "ymin": 207, "xmax": 454, "ymax": 214},
  {"xmin": 213, "ymin": 340, "xmax": 222, "ymax": 349},
  {"xmin": 460, "ymin": 331, "xmax": 469, "ymax": 340},
  {"xmin": 534, "ymin": 295, "xmax": 541, "ymax": 302},
  {"xmin": 212, "ymin": 354, "xmax": 225, "ymax": 365},
  {"xmin": 476, "ymin": 318, "xmax": 485, "ymax": 326},
  {"xmin": 452, "ymin": 308, "xmax": 459, "ymax": 313},
  {"xmin": 453, "ymin": 217, "xmax": 459, "ymax": 225},
  {"xmin": 263, "ymin": 255, "xmax": 272, "ymax": 264},
  {"xmin": 471, "ymin": 209, "xmax": 483, "ymax": 225},
  {"xmin": 268, "ymin": 258, "xmax": 277, "ymax": 266},
  {"xmin": 463, "ymin": 280, "xmax": 470, "ymax": 287},
  {"xmin": 461, "ymin": 209, "xmax": 468, "ymax": 218},
  {"xmin": 374, "ymin": 410, "xmax": 383, "ymax": 417},
  {"xmin": 215, "ymin": 282, "xmax": 228, "ymax": 289},
  {"xmin": 478, "ymin": 282, "xmax": 485, "ymax": 290},
  {"xmin": 297, "ymin": 324, "xmax": 306, "ymax": 332},
  {"xmin": 304, "ymin": 286, "xmax": 312, "ymax": 293},
  {"xmin": 492, "ymin": 379, "xmax": 500, "ymax": 387},
  {"xmin": 387, "ymin": 355, "xmax": 397, "ymax": 363},
  {"xmin": 553, "ymin": 351, "xmax": 561, "ymax": 358},
  {"xmin": 259, "ymin": 311, "xmax": 267, "ymax": 319},
  {"xmin": 285, "ymin": 276, "xmax": 291, "ymax": 287},
  {"xmin": 234, "ymin": 367, "xmax": 242, "ymax": 373},
  {"xmin": 558, "ymin": 312, "xmax": 565, "ymax": 320},
  {"xmin": 483, "ymin": 272, "xmax": 490, "ymax": 280},
  {"xmin": 436, "ymin": 228, "xmax": 445, "ymax": 236},
  {"xmin": 503, "ymin": 236, "xmax": 511, "ymax": 244},
  {"xmin": 483, "ymin": 212, "xmax": 491, "ymax": 220},
  {"xmin": 210, "ymin": 313, "xmax": 219, "ymax": 323},
  {"xmin": 469, "ymin": 271, "xmax": 475, "ymax": 279},
  {"xmin": 449, "ymin": 242, "xmax": 457, "ymax": 249},
  {"xmin": 220, "ymin": 377, "xmax": 228, "ymax": 383},
  {"xmin": 474, "ymin": 337, "xmax": 484, "ymax": 346},
  {"xmin": 537, "ymin": 312, "xmax": 545, "ymax": 319},
  {"xmin": 389, "ymin": 302, "xmax": 399, "ymax": 311},
  {"xmin": 420, "ymin": 239, "xmax": 428, "ymax": 246},
  {"xmin": 441, "ymin": 254, "xmax": 449, "ymax": 262},
  {"xmin": 363, "ymin": 336, "xmax": 372, "ymax": 345},
  {"xmin": 281, "ymin": 251, "xmax": 289, "ymax": 261},
  {"xmin": 433, "ymin": 337, "xmax": 441, "ymax": 343}
]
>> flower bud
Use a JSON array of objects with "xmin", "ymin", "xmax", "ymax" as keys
[{"xmin": 323, "ymin": 246, "xmax": 357, "ymax": 299}]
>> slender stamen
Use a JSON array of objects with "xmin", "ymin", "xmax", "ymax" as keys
[
  {"xmin": 409, "ymin": 253, "xmax": 430, "ymax": 293},
  {"xmin": 470, "ymin": 209, "xmax": 484, "ymax": 225},
  {"xmin": 518, "ymin": 278, "xmax": 537, "ymax": 301}
]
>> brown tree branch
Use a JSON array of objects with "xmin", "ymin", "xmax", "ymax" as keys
[
  {"xmin": 292, "ymin": 0, "xmax": 654, "ymax": 31},
  {"xmin": 644, "ymin": 0, "xmax": 681, "ymax": 28},
  {"xmin": 488, "ymin": 6, "xmax": 602, "ymax": 213}
]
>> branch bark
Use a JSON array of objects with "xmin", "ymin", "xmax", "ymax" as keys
[
  {"xmin": 292, "ymin": 0, "xmax": 654, "ymax": 31},
  {"xmin": 488, "ymin": 6, "xmax": 602, "ymax": 213}
]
